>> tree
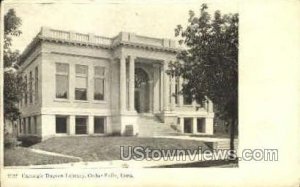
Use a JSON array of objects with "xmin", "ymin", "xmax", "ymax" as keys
[
  {"xmin": 4, "ymin": 9, "xmax": 25, "ymax": 123},
  {"xmin": 170, "ymin": 4, "xmax": 238, "ymax": 153}
]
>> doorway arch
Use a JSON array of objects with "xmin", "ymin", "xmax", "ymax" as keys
[{"xmin": 135, "ymin": 68, "xmax": 150, "ymax": 113}]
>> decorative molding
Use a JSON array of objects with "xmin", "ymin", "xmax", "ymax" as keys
[
  {"xmin": 19, "ymin": 51, "xmax": 42, "ymax": 72},
  {"xmin": 50, "ymin": 51, "xmax": 111, "ymax": 60}
]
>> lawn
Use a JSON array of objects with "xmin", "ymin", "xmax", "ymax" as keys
[
  {"xmin": 190, "ymin": 132, "xmax": 238, "ymax": 139},
  {"xmin": 4, "ymin": 147, "xmax": 78, "ymax": 166},
  {"xmin": 32, "ymin": 136, "xmax": 209, "ymax": 162}
]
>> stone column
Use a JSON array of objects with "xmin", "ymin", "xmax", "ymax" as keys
[
  {"xmin": 69, "ymin": 115, "xmax": 75, "ymax": 135},
  {"xmin": 178, "ymin": 77, "xmax": 184, "ymax": 107},
  {"xmin": 153, "ymin": 64, "xmax": 160, "ymax": 112},
  {"xmin": 163, "ymin": 61, "xmax": 170, "ymax": 111},
  {"xmin": 120, "ymin": 56, "xmax": 127, "ymax": 111},
  {"xmin": 192, "ymin": 117, "xmax": 197, "ymax": 134},
  {"xmin": 88, "ymin": 115, "xmax": 94, "ymax": 134},
  {"xmin": 205, "ymin": 118, "xmax": 214, "ymax": 135},
  {"xmin": 170, "ymin": 76, "xmax": 176, "ymax": 110},
  {"xmin": 179, "ymin": 117, "xmax": 184, "ymax": 133},
  {"xmin": 149, "ymin": 81, "xmax": 153, "ymax": 112},
  {"xmin": 128, "ymin": 56, "xmax": 135, "ymax": 111},
  {"xmin": 160, "ymin": 65, "xmax": 164, "ymax": 111}
]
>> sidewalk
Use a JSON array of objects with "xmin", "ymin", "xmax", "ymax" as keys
[
  {"xmin": 4, "ymin": 136, "xmax": 238, "ymax": 169},
  {"xmin": 153, "ymin": 135, "xmax": 232, "ymax": 142},
  {"xmin": 5, "ymin": 151, "xmax": 229, "ymax": 169}
]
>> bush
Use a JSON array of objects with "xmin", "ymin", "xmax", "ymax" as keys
[
  {"xmin": 109, "ymin": 132, "xmax": 121, "ymax": 136},
  {"xmin": 4, "ymin": 134, "xmax": 19, "ymax": 149},
  {"xmin": 18, "ymin": 136, "xmax": 42, "ymax": 147}
]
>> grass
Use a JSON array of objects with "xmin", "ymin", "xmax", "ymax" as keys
[
  {"xmin": 32, "ymin": 136, "xmax": 209, "ymax": 162},
  {"xmin": 190, "ymin": 132, "xmax": 238, "ymax": 139},
  {"xmin": 4, "ymin": 147, "xmax": 78, "ymax": 166}
]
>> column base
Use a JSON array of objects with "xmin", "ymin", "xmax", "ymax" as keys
[
  {"xmin": 119, "ymin": 110, "xmax": 138, "ymax": 136},
  {"xmin": 205, "ymin": 117, "xmax": 214, "ymax": 135}
]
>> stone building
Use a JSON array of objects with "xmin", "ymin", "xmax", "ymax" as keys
[{"xmin": 17, "ymin": 27, "xmax": 214, "ymax": 140}]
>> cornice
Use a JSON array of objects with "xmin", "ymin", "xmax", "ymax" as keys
[{"xmin": 18, "ymin": 29, "xmax": 181, "ymax": 67}]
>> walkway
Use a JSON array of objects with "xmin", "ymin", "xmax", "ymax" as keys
[{"xmin": 5, "ymin": 136, "xmax": 238, "ymax": 169}]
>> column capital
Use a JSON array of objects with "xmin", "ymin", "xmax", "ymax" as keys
[
  {"xmin": 118, "ymin": 54, "xmax": 127, "ymax": 61},
  {"xmin": 129, "ymin": 55, "xmax": 136, "ymax": 60},
  {"xmin": 153, "ymin": 63, "xmax": 161, "ymax": 68}
]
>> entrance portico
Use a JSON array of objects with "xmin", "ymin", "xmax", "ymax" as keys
[
  {"xmin": 116, "ymin": 53, "xmax": 175, "ymax": 135},
  {"xmin": 118, "ymin": 55, "xmax": 174, "ymax": 113}
]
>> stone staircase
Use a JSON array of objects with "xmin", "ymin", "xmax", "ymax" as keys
[{"xmin": 137, "ymin": 114, "xmax": 179, "ymax": 137}]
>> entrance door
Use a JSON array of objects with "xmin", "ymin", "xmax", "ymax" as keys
[
  {"xmin": 135, "ymin": 90, "xmax": 140, "ymax": 112},
  {"xmin": 135, "ymin": 68, "xmax": 150, "ymax": 113}
]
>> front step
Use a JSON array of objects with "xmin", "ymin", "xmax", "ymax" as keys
[{"xmin": 138, "ymin": 114, "xmax": 179, "ymax": 137}]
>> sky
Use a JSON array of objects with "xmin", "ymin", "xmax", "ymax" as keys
[{"xmin": 3, "ymin": 0, "xmax": 238, "ymax": 53}]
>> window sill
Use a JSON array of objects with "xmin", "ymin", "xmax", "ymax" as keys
[
  {"xmin": 54, "ymin": 99, "xmax": 70, "ymax": 103},
  {"xmin": 74, "ymin": 100, "xmax": 89, "ymax": 103},
  {"xmin": 93, "ymin": 100, "xmax": 107, "ymax": 104}
]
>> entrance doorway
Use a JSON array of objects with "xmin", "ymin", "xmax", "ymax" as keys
[{"xmin": 134, "ymin": 68, "xmax": 150, "ymax": 113}]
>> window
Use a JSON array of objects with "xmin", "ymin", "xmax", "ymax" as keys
[
  {"xmin": 183, "ymin": 118, "xmax": 193, "ymax": 133},
  {"xmin": 24, "ymin": 75, "xmax": 28, "ymax": 105},
  {"xmin": 94, "ymin": 117, "xmax": 105, "ymax": 133},
  {"xmin": 19, "ymin": 119, "xmax": 22, "ymax": 134},
  {"xmin": 75, "ymin": 116, "xmax": 87, "ymax": 134},
  {"xmin": 28, "ymin": 117, "xmax": 31, "ymax": 134},
  {"xmin": 29, "ymin": 71, "xmax": 33, "ymax": 103},
  {"xmin": 197, "ymin": 118, "xmax": 205, "ymax": 133},
  {"xmin": 75, "ymin": 65, "xmax": 88, "ymax": 100},
  {"xmin": 23, "ymin": 118, "xmax": 26, "ymax": 134},
  {"xmin": 56, "ymin": 63, "xmax": 69, "ymax": 99},
  {"xmin": 35, "ymin": 66, "xmax": 39, "ymax": 102},
  {"xmin": 94, "ymin": 66, "xmax": 105, "ymax": 100},
  {"xmin": 56, "ymin": 116, "xmax": 67, "ymax": 133},
  {"xmin": 183, "ymin": 94, "xmax": 193, "ymax": 105}
]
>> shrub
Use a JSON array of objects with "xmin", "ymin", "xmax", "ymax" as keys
[
  {"xmin": 18, "ymin": 136, "xmax": 42, "ymax": 147},
  {"xmin": 108, "ymin": 132, "xmax": 121, "ymax": 136},
  {"xmin": 4, "ymin": 134, "xmax": 19, "ymax": 149}
]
